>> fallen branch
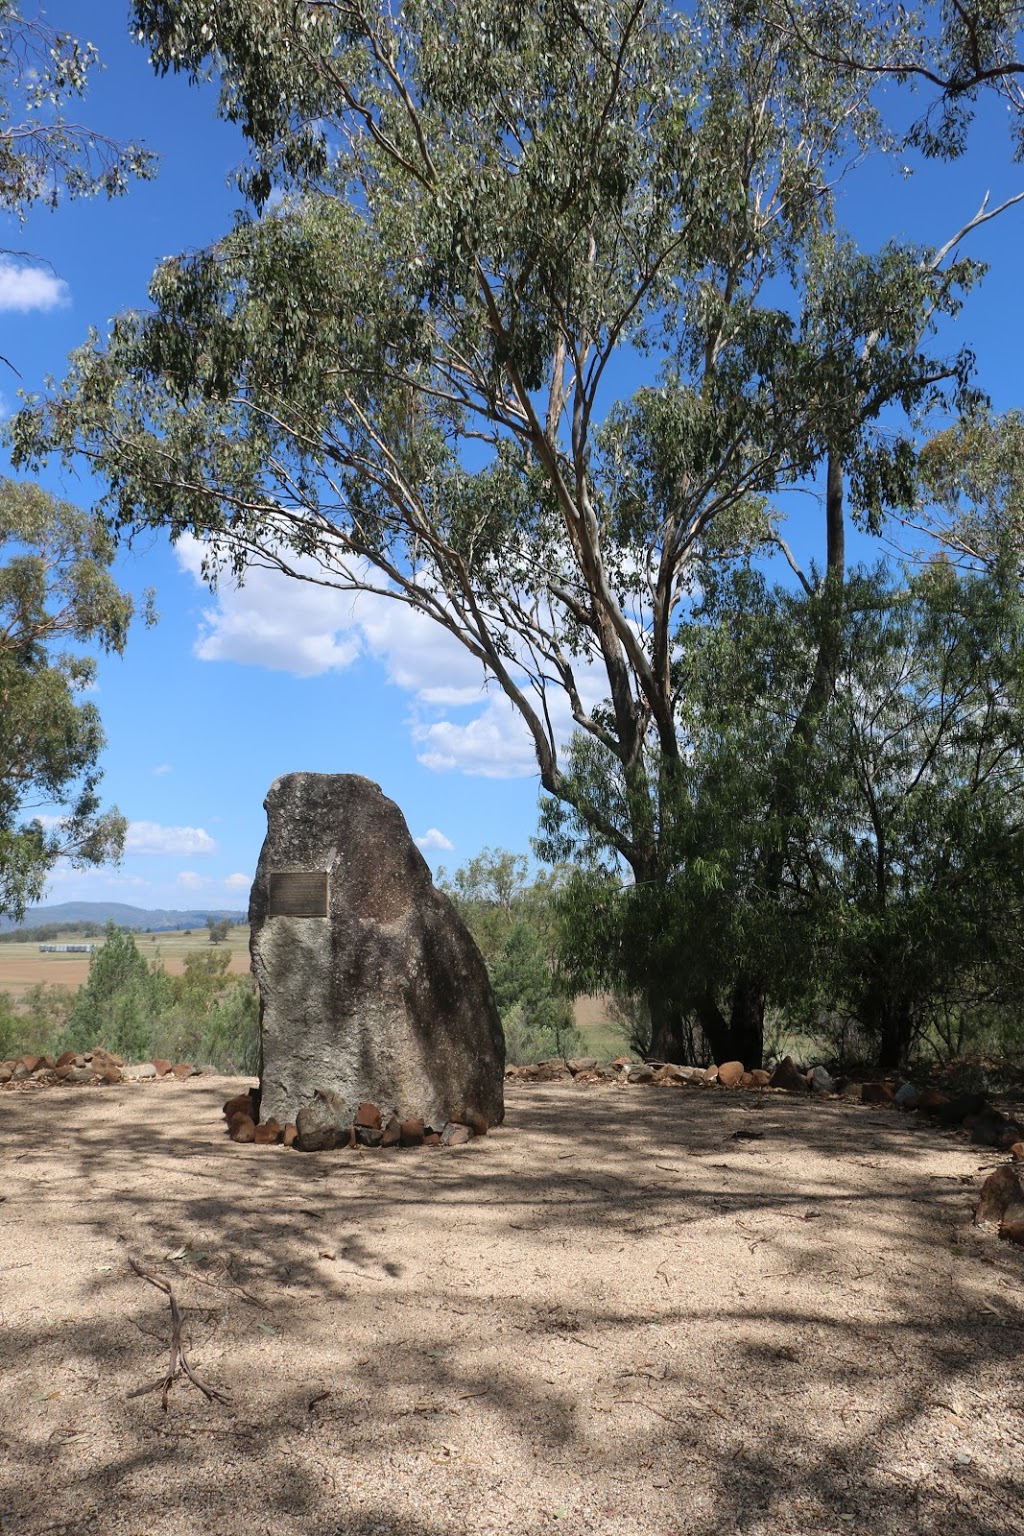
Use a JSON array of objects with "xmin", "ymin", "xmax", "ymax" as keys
[{"xmin": 128, "ymin": 1259, "xmax": 230, "ymax": 1410}]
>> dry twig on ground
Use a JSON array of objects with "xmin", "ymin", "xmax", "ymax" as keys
[{"xmin": 128, "ymin": 1258, "xmax": 230, "ymax": 1410}]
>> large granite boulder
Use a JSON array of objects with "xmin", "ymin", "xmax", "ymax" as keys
[{"xmin": 250, "ymin": 773, "xmax": 505, "ymax": 1141}]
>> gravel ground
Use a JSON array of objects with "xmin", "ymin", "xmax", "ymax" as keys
[{"xmin": 1, "ymin": 1074, "xmax": 1023, "ymax": 1536}]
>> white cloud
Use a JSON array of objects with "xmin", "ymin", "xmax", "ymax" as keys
[
  {"xmin": 174, "ymin": 536, "xmax": 486, "ymax": 693},
  {"xmin": 413, "ymin": 699, "xmax": 539, "ymax": 779},
  {"xmin": 224, "ymin": 872, "xmax": 250, "ymax": 890},
  {"xmin": 174, "ymin": 534, "xmax": 611, "ymax": 780},
  {"xmin": 126, "ymin": 821, "xmax": 218, "ymax": 856},
  {"xmin": 0, "ymin": 258, "xmax": 70, "ymax": 313},
  {"xmin": 415, "ymin": 828, "xmax": 454, "ymax": 852},
  {"xmin": 357, "ymin": 597, "xmax": 486, "ymax": 704},
  {"xmin": 152, "ymin": 763, "xmax": 174, "ymax": 777},
  {"xmin": 47, "ymin": 862, "xmax": 151, "ymax": 890},
  {"xmin": 175, "ymin": 539, "xmax": 362, "ymax": 677},
  {"xmin": 177, "ymin": 870, "xmax": 209, "ymax": 890}
]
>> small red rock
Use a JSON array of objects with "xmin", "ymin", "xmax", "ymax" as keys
[
  {"xmin": 702, "ymin": 1065, "xmax": 719, "ymax": 1085},
  {"xmin": 861, "ymin": 1081, "xmax": 894, "ymax": 1106},
  {"xmin": 999, "ymin": 1202, "xmax": 1024, "ymax": 1245},
  {"xmin": 458, "ymin": 1109, "xmax": 488, "ymax": 1135},
  {"xmin": 97, "ymin": 1067, "xmax": 122, "ymax": 1085},
  {"xmin": 172, "ymin": 1063, "xmax": 193, "ymax": 1079},
  {"xmin": 1009, "ymin": 1142, "xmax": 1024, "ymax": 1161},
  {"xmin": 223, "ymin": 1092, "xmax": 257, "ymax": 1122},
  {"xmin": 228, "ymin": 1113, "xmax": 256, "ymax": 1143},
  {"xmin": 254, "ymin": 1119, "xmax": 281, "ymax": 1145},
  {"xmin": 381, "ymin": 1117, "xmax": 402, "ymax": 1147},
  {"xmin": 55, "ymin": 1050, "xmax": 77, "ymax": 1069},
  {"xmin": 18, "ymin": 1055, "xmax": 42, "ymax": 1074},
  {"xmin": 442, "ymin": 1122, "xmax": 472, "ymax": 1147},
  {"xmin": 975, "ymin": 1165, "xmax": 1023, "ymax": 1228},
  {"xmin": 354, "ymin": 1101, "xmax": 383, "ymax": 1130},
  {"xmin": 717, "ymin": 1061, "xmax": 745, "ymax": 1089},
  {"xmin": 748, "ymin": 1069, "xmax": 771, "ymax": 1088},
  {"xmin": 423, "ymin": 1131, "xmax": 441, "ymax": 1146},
  {"xmin": 916, "ymin": 1088, "xmax": 949, "ymax": 1113},
  {"xmin": 399, "ymin": 1118, "xmax": 425, "ymax": 1147},
  {"xmin": 769, "ymin": 1057, "xmax": 807, "ymax": 1093},
  {"xmin": 281, "ymin": 1124, "xmax": 298, "ymax": 1148},
  {"xmin": 152, "ymin": 1059, "xmax": 172, "ymax": 1078}
]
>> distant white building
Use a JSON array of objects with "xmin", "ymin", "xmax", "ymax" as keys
[{"xmin": 38, "ymin": 944, "xmax": 94, "ymax": 954}]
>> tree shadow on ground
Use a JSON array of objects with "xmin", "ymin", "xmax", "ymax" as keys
[{"xmin": 1, "ymin": 1075, "xmax": 1022, "ymax": 1536}]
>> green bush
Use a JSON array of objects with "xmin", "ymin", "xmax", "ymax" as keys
[
  {"xmin": 439, "ymin": 850, "xmax": 584, "ymax": 1064},
  {"xmin": 0, "ymin": 922, "xmax": 264, "ymax": 1070}
]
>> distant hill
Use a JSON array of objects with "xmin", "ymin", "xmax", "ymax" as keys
[{"xmin": 0, "ymin": 902, "xmax": 247, "ymax": 935}]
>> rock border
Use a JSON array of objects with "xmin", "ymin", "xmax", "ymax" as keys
[
  {"xmin": 222, "ymin": 1088, "xmax": 486, "ymax": 1153},
  {"xmin": 0, "ymin": 1049, "xmax": 200, "ymax": 1089}
]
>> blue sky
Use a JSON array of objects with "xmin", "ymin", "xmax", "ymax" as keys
[{"xmin": 3, "ymin": 5, "xmax": 1024, "ymax": 913}]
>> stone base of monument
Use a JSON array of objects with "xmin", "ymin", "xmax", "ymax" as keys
[{"xmin": 223, "ymin": 1089, "xmax": 483, "ymax": 1151}]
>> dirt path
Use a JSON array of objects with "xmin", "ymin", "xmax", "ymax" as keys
[{"xmin": 1, "ymin": 1076, "xmax": 1022, "ymax": 1536}]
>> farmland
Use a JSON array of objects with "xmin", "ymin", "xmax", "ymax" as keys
[{"xmin": 0, "ymin": 925, "xmax": 251, "ymax": 1004}]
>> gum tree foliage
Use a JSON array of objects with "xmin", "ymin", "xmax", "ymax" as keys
[
  {"xmin": 0, "ymin": 482, "xmax": 141, "ymax": 920},
  {"xmin": 12, "ymin": 0, "xmax": 990, "ymax": 1061},
  {"xmin": 780, "ymin": 1, "xmax": 1024, "ymax": 159},
  {"xmin": 439, "ymin": 848, "xmax": 581, "ymax": 1063},
  {"xmin": 808, "ymin": 561, "xmax": 1024, "ymax": 1067},
  {"xmin": 553, "ymin": 555, "xmax": 1024, "ymax": 1070},
  {"xmin": 0, "ymin": 8, "xmax": 154, "ymax": 917},
  {"xmin": 916, "ymin": 410, "xmax": 1024, "ymax": 583},
  {"xmin": 0, "ymin": 1, "xmax": 154, "ymax": 220}
]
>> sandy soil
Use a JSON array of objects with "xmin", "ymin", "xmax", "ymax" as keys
[{"xmin": 1, "ymin": 1075, "xmax": 1022, "ymax": 1536}]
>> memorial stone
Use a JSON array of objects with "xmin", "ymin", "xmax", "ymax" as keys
[{"xmin": 250, "ymin": 773, "xmax": 505, "ymax": 1144}]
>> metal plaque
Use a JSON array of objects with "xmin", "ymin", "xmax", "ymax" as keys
[{"xmin": 268, "ymin": 871, "xmax": 329, "ymax": 918}]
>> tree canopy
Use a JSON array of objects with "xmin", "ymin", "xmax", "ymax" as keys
[
  {"xmin": 780, "ymin": 0, "xmax": 1024, "ymax": 160},
  {"xmin": 0, "ymin": 1, "xmax": 154, "ymax": 221},
  {"xmin": 0, "ymin": 482, "xmax": 141, "ymax": 920},
  {"xmin": 0, "ymin": 9, "xmax": 155, "ymax": 918}
]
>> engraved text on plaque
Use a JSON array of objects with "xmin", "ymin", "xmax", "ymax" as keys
[{"xmin": 268, "ymin": 871, "xmax": 329, "ymax": 918}]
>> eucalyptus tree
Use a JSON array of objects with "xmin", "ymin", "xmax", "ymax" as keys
[
  {"xmin": 0, "ymin": 482, "xmax": 138, "ymax": 919},
  {"xmin": 553, "ymin": 556, "xmax": 1024, "ymax": 1070},
  {"xmin": 916, "ymin": 410, "xmax": 1024, "ymax": 584},
  {"xmin": 0, "ymin": 1, "xmax": 153, "ymax": 221},
  {"xmin": 0, "ymin": 7, "xmax": 153, "ymax": 915},
  {"xmin": 779, "ymin": 1, "xmax": 1024, "ymax": 159},
  {"xmin": 805, "ymin": 560, "xmax": 1024, "ymax": 1067},
  {"xmin": 12, "ymin": 0, "xmax": 989, "ymax": 1058}
]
